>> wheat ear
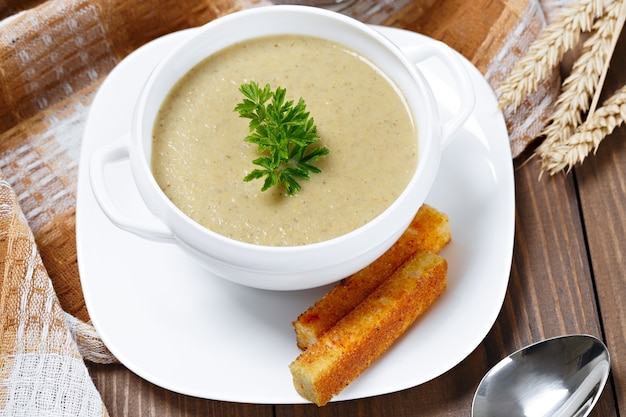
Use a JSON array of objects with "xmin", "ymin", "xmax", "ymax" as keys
[
  {"xmin": 537, "ymin": 0, "xmax": 621, "ymax": 153},
  {"xmin": 497, "ymin": 0, "xmax": 606, "ymax": 110},
  {"xmin": 588, "ymin": 0, "xmax": 626, "ymax": 116},
  {"xmin": 540, "ymin": 84, "xmax": 626, "ymax": 174}
]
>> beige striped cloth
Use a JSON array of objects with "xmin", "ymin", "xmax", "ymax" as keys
[{"xmin": 0, "ymin": 0, "xmax": 574, "ymax": 415}]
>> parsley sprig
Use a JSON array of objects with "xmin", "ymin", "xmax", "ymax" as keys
[{"xmin": 234, "ymin": 81, "xmax": 329, "ymax": 196}]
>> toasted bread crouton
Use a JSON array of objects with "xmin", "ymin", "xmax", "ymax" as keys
[
  {"xmin": 293, "ymin": 204, "xmax": 451, "ymax": 350},
  {"xmin": 289, "ymin": 250, "xmax": 447, "ymax": 406}
]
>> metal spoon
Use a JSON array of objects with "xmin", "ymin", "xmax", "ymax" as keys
[{"xmin": 472, "ymin": 334, "xmax": 610, "ymax": 417}]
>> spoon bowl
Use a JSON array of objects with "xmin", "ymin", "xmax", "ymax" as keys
[{"xmin": 472, "ymin": 334, "xmax": 610, "ymax": 417}]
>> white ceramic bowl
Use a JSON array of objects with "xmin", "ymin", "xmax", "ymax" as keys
[{"xmin": 90, "ymin": 5, "xmax": 474, "ymax": 290}]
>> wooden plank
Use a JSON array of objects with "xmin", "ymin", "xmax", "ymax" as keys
[
  {"xmin": 508, "ymin": 157, "xmax": 616, "ymax": 416},
  {"xmin": 575, "ymin": 26, "xmax": 626, "ymax": 417},
  {"xmin": 509, "ymin": 157, "xmax": 600, "ymax": 340},
  {"xmin": 88, "ymin": 364, "xmax": 275, "ymax": 417},
  {"xmin": 577, "ymin": 124, "xmax": 626, "ymax": 417}
]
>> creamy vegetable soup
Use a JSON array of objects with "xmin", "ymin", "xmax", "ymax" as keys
[{"xmin": 152, "ymin": 35, "xmax": 417, "ymax": 246}]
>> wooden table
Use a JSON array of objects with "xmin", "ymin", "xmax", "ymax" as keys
[{"xmin": 87, "ymin": 1, "xmax": 625, "ymax": 416}]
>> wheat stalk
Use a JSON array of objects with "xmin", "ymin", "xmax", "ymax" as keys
[
  {"xmin": 497, "ymin": 0, "xmax": 606, "ymax": 110},
  {"xmin": 536, "ymin": 0, "xmax": 621, "ymax": 153},
  {"xmin": 540, "ymin": 84, "xmax": 626, "ymax": 174}
]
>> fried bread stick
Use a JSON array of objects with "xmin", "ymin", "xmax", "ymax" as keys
[
  {"xmin": 293, "ymin": 204, "xmax": 451, "ymax": 350},
  {"xmin": 289, "ymin": 250, "xmax": 447, "ymax": 406}
]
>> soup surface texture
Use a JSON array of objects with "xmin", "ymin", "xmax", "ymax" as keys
[{"xmin": 152, "ymin": 35, "xmax": 417, "ymax": 246}]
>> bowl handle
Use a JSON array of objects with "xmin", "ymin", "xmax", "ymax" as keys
[
  {"xmin": 89, "ymin": 135, "xmax": 175, "ymax": 243},
  {"xmin": 401, "ymin": 41, "xmax": 475, "ymax": 148}
]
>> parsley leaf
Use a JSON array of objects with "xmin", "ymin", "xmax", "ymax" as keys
[{"xmin": 234, "ymin": 81, "xmax": 329, "ymax": 196}]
